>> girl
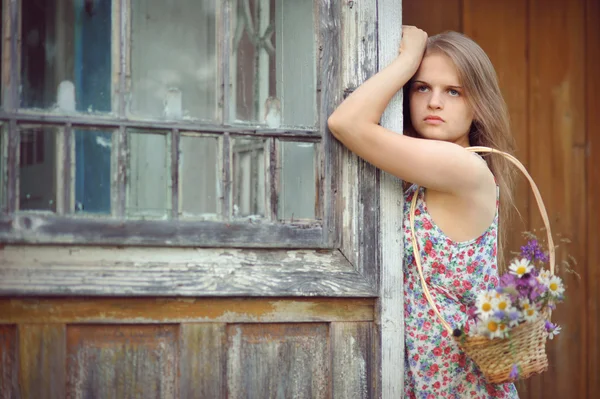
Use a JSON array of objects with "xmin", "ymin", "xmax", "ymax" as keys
[{"xmin": 328, "ymin": 27, "xmax": 518, "ymax": 398}]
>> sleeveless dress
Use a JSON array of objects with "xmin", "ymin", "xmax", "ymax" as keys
[{"xmin": 403, "ymin": 184, "xmax": 519, "ymax": 399}]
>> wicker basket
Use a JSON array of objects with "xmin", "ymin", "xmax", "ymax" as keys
[{"xmin": 409, "ymin": 146, "xmax": 556, "ymax": 384}]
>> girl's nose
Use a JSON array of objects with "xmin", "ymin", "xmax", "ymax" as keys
[{"xmin": 427, "ymin": 91, "xmax": 443, "ymax": 110}]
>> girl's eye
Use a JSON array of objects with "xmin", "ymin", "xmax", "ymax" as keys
[
  {"xmin": 448, "ymin": 89, "xmax": 460, "ymax": 96},
  {"xmin": 416, "ymin": 86, "xmax": 429, "ymax": 93}
]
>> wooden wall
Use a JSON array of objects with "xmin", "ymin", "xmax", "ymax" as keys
[{"xmin": 404, "ymin": 0, "xmax": 599, "ymax": 398}]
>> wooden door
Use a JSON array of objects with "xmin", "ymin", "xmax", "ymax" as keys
[
  {"xmin": 404, "ymin": 0, "xmax": 600, "ymax": 398},
  {"xmin": 0, "ymin": 0, "xmax": 406, "ymax": 398}
]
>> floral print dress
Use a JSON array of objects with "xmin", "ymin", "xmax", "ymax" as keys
[{"xmin": 403, "ymin": 185, "xmax": 519, "ymax": 399}]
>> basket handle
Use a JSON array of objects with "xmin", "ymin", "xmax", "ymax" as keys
[{"xmin": 409, "ymin": 146, "xmax": 555, "ymax": 335}]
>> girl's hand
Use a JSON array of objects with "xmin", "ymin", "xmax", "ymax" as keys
[{"xmin": 398, "ymin": 25, "xmax": 428, "ymax": 68}]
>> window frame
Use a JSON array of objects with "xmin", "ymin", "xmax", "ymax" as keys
[{"xmin": 0, "ymin": 0, "xmax": 333, "ymax": 249}]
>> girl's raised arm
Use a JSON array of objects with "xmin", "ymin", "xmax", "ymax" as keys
[{"xmin": 327, "ymin": 26, "xmax": 493, "ymax": 195}]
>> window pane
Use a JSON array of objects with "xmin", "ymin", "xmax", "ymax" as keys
[
  {"xmin": 230, "ymin": 0, "xmax": 316, "ymax": 127},
  {"xmin": 127, "ymin": 132, "xmax": 170, "ymax": 217},
  {"xmin": 278, "ymin": 141, "xmax": 316, "ymax": 220},
  {"xmin": 75, "ymin": 129, "xmax": 113, "ymax": 214},
  {"xmin": 19, "ymin": 127, "xmax": 58, "ymax": 211},
  {"xmin": 21, "ymin": 0, "xmax": 112, "ymax": 112},
  {"xmin": 180, "ymin": 135, "xmax": 219, "ymax": 218},
  {"xmin": 232, "ymin": 137, "xmax": 266, "ymax": 218},
  {"xmin": 130, "ymin": 0, "xmax": 217, "ymax": 120}
]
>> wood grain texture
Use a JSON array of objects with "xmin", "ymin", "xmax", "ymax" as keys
[
  {"xmin": 0, "ymin": 246, "xmax": 376, "ymax": 297},
  {"xmin": 0, "ymin": 325, "xmax": 18, "ymax": 399},
  {"xmin": 586, "ymin": 0, "xmax": 600, "ymax": 397},
  {"xmin": 402, "ymin": 0, "xmax": 461, "ymax": 34},
  {"xmin": 226, "ymin": 323, "xmax": 330, "ymax": 399},
  {"xmin": 66, "ymin": 325, "xmax": 178, "ymax": 399},
  {"xmin": 331, "ymin": 322, "xmax": 373, "ymax": 399},
  {"xmin": 376, "ymin": 1, "xmax": 405, "ymax": 398},
  {"xmin": 0, "ymin": 213, "xmax": 325, "ymax": 247},
  {"xmin": 19, "ymin": 324, "xmax": 66, "ymax": 399},
  {"xmin": 462, "ymin": 0, "xmax": 530, "ymax": 261},
  {"xmin": 179, "ymin": 324, "xmax": 226, "ymax": 399},
  {"xmin": 319, "ymin": 0, "xmax": 343, "ymax": 248},
  {"xmin": 0, "ymin": 297, "xmax": 375, "ymax": 324},
  {"xmin": 527, "ymin": 0, "xmax": 587, "ymax": 398},
  {"xmin": 340, "ymin": 0, "xmax": 380, "ymax": 290}
]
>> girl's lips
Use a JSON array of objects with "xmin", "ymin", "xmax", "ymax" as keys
[{"xmin": 424, "ymin": 117, "xmax": 444, "ymax": 125}]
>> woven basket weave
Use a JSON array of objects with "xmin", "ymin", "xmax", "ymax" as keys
[{"xmin": 409, "ymin": 146, "xmax": 556, "ymax": 384}]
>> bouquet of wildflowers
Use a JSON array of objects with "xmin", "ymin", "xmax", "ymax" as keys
[{"xmin": 463, "ymin": 237, "xmax": 565, "ymax": 342}]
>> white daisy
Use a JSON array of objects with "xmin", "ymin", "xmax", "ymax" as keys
[
  {"xmin": 475, "ymin": 292, "xmax": 496, "ymax": 319},
  {"xmin": 509, "ymin": 258, "xmax": 533, "ymax": 277},
  {"xmin": 493, "ymin": 294, "xmax": 512, "ymax": 312},
  {"xmin": 497, "ymin": 322, "xmax": 510, "ymax": 339},
  {"xmin": 520, "ymin": 299, "xmax": 538, "ymax": 322},
  {"xmin": 478, "ymin": 317, "xmax": 503, "ymax": 339},
  {"xmin": 546, "ymin": 276, "xmax": 565, "ymax": 298},
  {"xmin": 548, "ymin": 325, "xmax": 562, "ymax": 340},
  {"xmin": 537, "ymin": 269, "xmax": 551, "ymax": 283}
]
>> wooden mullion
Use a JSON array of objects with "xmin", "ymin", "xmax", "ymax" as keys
[
  {"xmin": 221, "ymin": 0, "xmax": 231, "ymax": 124},
  {"xmin": 171, "ymin": 128, "xmax": 179, "ymax": 219},
  {"xmin": 57, "ymin": 122, "xmax": 73, "ymax": 215},
  {"xmin": 0, "ymin": 111, "xmax": 321, "ymax": 138},
  {"xmin": 221, "ymin": 132, "xmax": 231, "ymax": 220},
  {"xmin": 115, "ymin": 125, "xmax": 127, "ymax": 217},
  {"xmin": 119, "ymin": 0, "xmax": 129, "ymax": 117},
  {"xmin": 268, "ymin": 138, "xmax": 279, "ymax": 221}
]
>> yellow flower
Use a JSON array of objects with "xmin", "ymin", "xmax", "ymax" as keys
[{"xmin": 509, "ymin": 258, "xmax": 533, "ymax": 277}]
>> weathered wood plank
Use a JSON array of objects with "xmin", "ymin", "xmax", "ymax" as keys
[
  {"xmin": 0, "ymin": 213, "xmax": 325, "ymax": 247},
  {"xmin": 180, "ymin": 324, "xmax": 226, "ymax": 399},
  {"xmin": 19, "ymin": 324, "xmax": 66, "ymax": 399},
  {"xmin": 0, "ymin": 325, "xmax": 18, "ymax": 398},
  {"xmin": 319, "ymin": 0, "xmax": 343, "ymax": 248},
  {"xmin": 402, "ymin": 0, "xmax": 461, "ymax": 34},
  {"xmin": 227, "ymin": 323, "xmax": 330, "ymax": 399},
  {"xmin": 376, "ymin": 1, "xmax": 405, "ymax": 398},
  {"xmin": 586, "ymin": 0, "xmax": 600, "ymax": 397},
  {"xmin": 66, "ymin": 325, "xmax": 178, "ymax": 399},
  {"xmin": 0, "ymin": 298, "xmax": 375, "ymax": 324},
  {"xmin": 339, "ymin": 0, "xmax": 380, "ymax": 291},
  {"xmin": 463, "ymin": 0, "xmax": 530, "ymax": 266},
  {"xmin": 527, "ymin": 0, "xmax": 588, "ymax": 398},
  {"xmin": 0, "ymin": 111, "xmax": 321, "ymax": 138},
  {"xmin": 0, "ymin": 246, "xmax": 377, "ymax": 296},
  {"xmin": 331, "ymin": 322, "xmax": 373, "ymax": 399}
]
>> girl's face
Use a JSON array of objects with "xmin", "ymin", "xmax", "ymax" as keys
[{"xmin": 408, "ymin": 52, "xmax": 474, "ymax": 147}]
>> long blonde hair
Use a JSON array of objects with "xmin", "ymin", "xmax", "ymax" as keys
[{"xmin": 403, "ymin": 31, "xmax": 516, "ymax": 269}]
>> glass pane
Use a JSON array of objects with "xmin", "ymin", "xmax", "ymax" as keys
[
  {"xmin": 19, "ymin": 126, "xmax": 58, "ymax": 211},
  {"xmin": 21, "ymin": 0, "xmax": 112, "ymax": 112},
  {"xmin": 180, "ymin": 135, "xmax": 219, "ymax": 218},
  {"xmin": 278, "ymin": 141, "xmax": 316, "ymax": 220},
  {"xmin": 232, "ymin": 137, "xmax": 266, "ymax": 218},
  {"xmin": 74, "ymin": 129, "xmax": 113, "ymax": 214},
  {"xmin": 130, "ymin": 0, "xmax": 217, "ymax": 120},
  {"xmin": 230, "ymin": 0, "xmax": 316, "ymax": 127},
  {"xmin": 127, "ymin": 132, "xmax": 170, "ymax": 217}
]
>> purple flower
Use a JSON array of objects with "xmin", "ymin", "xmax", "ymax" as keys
[
  {"xmin": 509, "ymin": 364, "xmax": 519, "ymax": 380},
  {"xmin": 545, "ymin": 320, "xmax": 556, "ymax": 332},
  {"xmin": 521, "ymin": 240, "xmax": 550, "ymax": 263}
]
